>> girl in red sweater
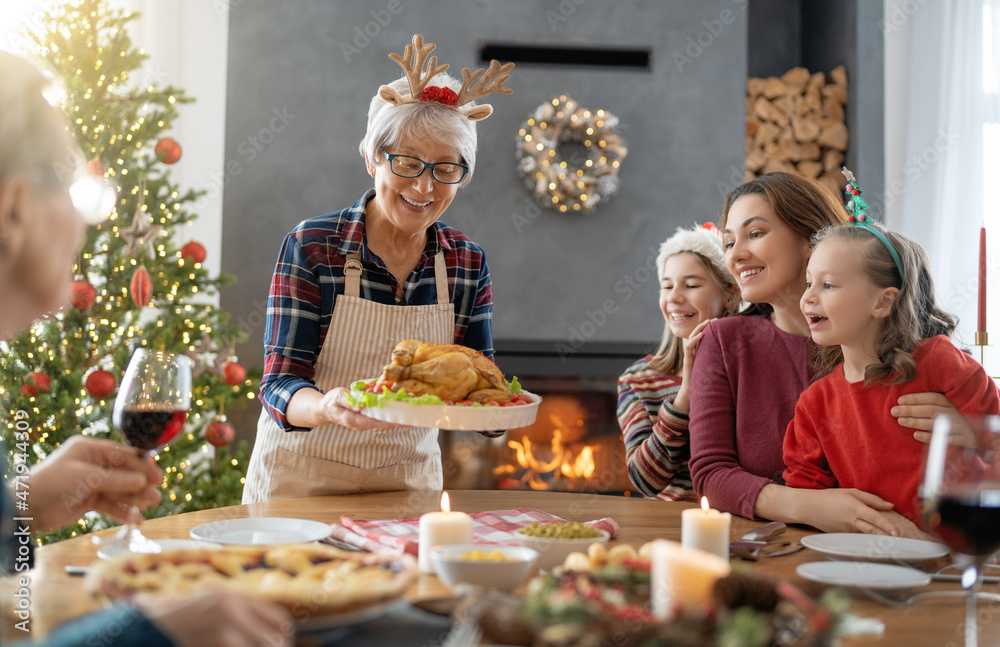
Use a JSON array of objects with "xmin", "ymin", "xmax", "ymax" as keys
[{"xmin": 784, "ymin": 171, "xmax": 1000, "ymax": 525}]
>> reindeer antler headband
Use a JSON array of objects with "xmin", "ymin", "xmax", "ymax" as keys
[
  {"xmin": 378, "ymin": 34, "xmax": 514, "ymax": 122},
  {"xmin": 841, "ymin": 167, "xmax": 906, "ymax": 283}
]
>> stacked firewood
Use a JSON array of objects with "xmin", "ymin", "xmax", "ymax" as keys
[{"xmin": 746, "ymin": 65, "xmax": 849, "ymax": 196}]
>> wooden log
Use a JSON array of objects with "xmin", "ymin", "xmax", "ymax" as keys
[
  {"xmin": 754, "ymin": 96, "xmax": 789, "ymax": 127},
  {"xmin": 821, "ymin": 84, "xmax": 849, "ymax": 105},
  {"xmin": 772, "ymin": 94, "xmax": 795, "ymax": 117},
  {"xmin": 830, "ymin": 65, "xmax": 848, "ymax": 87},
  {"xmin": 781, "ymin": 66, "xmax": 811, "ymax": 92},
  {"xmin": 799, "ymin": 141, "xmax": 821, "ymax": 160},
  {"xmin": 762, "ymin": 76, "xmax": 787, "ymax": 99},
  {"xmin": 822, "ymin": 149, "xmax": 845, "ymax": 173},
  {"xmin": 777, "ymin": 127, "xmax": 798, "ymax": 159},
  {"xmin": 792, "ymin": 116, "xmax": 821, "ymax": 142},
  {"xmin": 804, "ymin": 87, "xmax": 822, "ymax": 112},
  {"xmin": 747, "ymin": 116, "xmax": 760, "ymax": 139},
  {"xmin": 806, "ymin": 71, "xmax": 825, "ymax": 92},
  {"xmin": 817, "ymin": 121, "xmax": 849, "ymax": 150},
  {"xmin": 747, "ymin": 77, "xmax": 766, "ymax": 99},
  {"xmin": 796, "ymin": 160, "xmax": 823, "ymax": 179},
  {"xmin": 753, "ymin": 121, "xmax": 781, "ymax": 146},
  {"xmin": 763, "ymin": 159, "xmax": 797, "ymax": 175},
  {"xmin": 792, "ymin": 95, "xmax": 812, "ymax": 118},
  {"xmin": 822, "ymin": 96, "xmax": 845, "ymax": 121}
]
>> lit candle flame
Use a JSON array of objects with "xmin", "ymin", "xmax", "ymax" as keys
[
  {"xmin": 440, "ymin": 491, "xmax": 451, "ymax": 513},
  {"xmin": 700, "ymin": 496, "xmax": 710, "ymax": 512}
]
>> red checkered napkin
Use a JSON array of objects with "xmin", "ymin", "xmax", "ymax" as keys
[{"xmin": 326, "ymin": 508, "xmax": 620, "ymax": 555}]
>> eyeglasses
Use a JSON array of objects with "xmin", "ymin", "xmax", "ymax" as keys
[{"xmin": 381, "ymin": 147, "xmax": 468, "ymax": 184}]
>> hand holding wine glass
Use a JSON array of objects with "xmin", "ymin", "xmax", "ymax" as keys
[
  {"xmin": 107, "ymin": 348, "xmax": 192, "ymax": 553},
  {"xmin": 920, "ymin": 413, "xmax": 1000, "ymax": 647}
]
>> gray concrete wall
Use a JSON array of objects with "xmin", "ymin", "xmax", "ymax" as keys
[{"xmin": 221, "ymin": 0, "xmax": 749, "ymax": 371}]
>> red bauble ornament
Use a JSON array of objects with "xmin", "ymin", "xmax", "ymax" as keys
[
  {"xmin": 180, "ymin": 240, "xmax": 207, "ymax": 264},
  {"xmin": 130, "ymin": 267, "xmax": 152, "ymax": 307},
  {"xmin": 154, "ymin": 137, "xmax": 182, "ymax": 164},
  {"xmin": 205, "ymin": 416, "xmax": 235, "ymax": 447},
  {"xmin": 70, "ymin": 279, "xmax": 96, "ymax": 310},
  {"xmin": 21, "ymin": 371, "xmax": 51, "ymax": 396},
  {"xmin": 85, "ymin": 369, "xmax": 116, "ymax": 399},
  {"xmin": 221, "ymin": 361, "xmax": 246, "ymax": 386}
]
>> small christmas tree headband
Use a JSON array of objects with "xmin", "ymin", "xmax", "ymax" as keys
[
  {"xmin": 378, "ymin": 34, "xmax": 514, "ymax": 122},
  {"xmin": 841, "ymin": 166, "xmax": 906, "ymax": 283}
]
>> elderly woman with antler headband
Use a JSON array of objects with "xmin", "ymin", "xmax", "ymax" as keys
[{"xmin": 243, "ymin": 35, "xmax": 514, "ymax": 502}]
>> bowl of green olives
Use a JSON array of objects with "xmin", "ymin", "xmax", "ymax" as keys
[{"xmin": 514, "ymin": 522, "xmax": 610, "ymax": 571}]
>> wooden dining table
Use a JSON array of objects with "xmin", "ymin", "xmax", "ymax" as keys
[{"xmin": 5, "ymin": 489, "xmax": 1000, "ymax": 645}]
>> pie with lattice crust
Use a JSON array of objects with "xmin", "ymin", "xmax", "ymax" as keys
[{"xmin": 86, "ymin": 544, "xmax": 416, "ymax": 617}]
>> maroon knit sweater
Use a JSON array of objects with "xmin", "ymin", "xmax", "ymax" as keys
[{"xmin": 688, "ymin": 315, "xmax": 815, "ymax": 519}]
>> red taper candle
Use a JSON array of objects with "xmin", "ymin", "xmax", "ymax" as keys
[{"xmin": 979, "ymin": 225, "xmax": 987, "ymax": 333}]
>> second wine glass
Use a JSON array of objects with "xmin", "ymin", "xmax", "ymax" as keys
[
  {"xmin": 919, "ymin": 413, "xmax": 1000, "ymax": 647},
  {"xmin": 111, "ymin": 348, "xmax": 192, "ymax": 553}
]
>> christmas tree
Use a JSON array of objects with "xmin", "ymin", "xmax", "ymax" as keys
[{"xmin": 1, "ymin": 0, "xmax": 255, "ymax": 543}]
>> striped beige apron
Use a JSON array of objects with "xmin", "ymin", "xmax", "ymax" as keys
[{"xmin": 242, "ymin": 252, "xmax": 454, "ymax": 503}]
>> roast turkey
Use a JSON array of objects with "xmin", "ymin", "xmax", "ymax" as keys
[{"xmin": 378, "ymin": 339, "xmax": 513, "ymax": 403}]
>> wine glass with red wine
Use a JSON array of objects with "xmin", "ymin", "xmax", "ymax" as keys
[
  {"xmin": 919, "ymin": 413, "xmax": 1000, "ymax": 647},
  {"xmin": 109, "ymin": 348, "xmax": 192, "ymax": 553}
]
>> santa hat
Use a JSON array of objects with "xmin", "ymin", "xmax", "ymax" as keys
[{"xmin": 656, "ymin": 224, "xmax": 728, "ymax": 282}]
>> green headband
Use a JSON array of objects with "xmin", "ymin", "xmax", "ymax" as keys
[{"xmin": 841, "ymin": 167, "xmax": 906, "ymax": 284}]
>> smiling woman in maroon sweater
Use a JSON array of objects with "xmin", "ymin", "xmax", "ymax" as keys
[{"xmin": 688, "ymin": 172, "xmax": 963, "ymax": 536}]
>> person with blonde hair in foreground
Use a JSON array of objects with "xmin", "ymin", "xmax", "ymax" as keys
[{"xmin": 0, "ymin": 50, "xmax": 293, "ymax": 647}]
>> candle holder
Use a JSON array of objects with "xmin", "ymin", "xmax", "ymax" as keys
[{"xmin": 975, "ymin": 331, "xmax": 989, "ymax": 366}]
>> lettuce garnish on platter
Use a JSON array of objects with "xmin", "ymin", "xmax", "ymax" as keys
[{"xmin": 346, "ymin": 377, "xmax": 526, "ymax": 409}]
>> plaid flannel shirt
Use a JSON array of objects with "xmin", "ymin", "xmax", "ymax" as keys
[{"xmin": 260, "ymin": 190, "xmax": 497, "ymax": 434}]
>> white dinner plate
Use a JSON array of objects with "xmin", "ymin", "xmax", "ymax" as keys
[
  {"xmin": 189, "ymin": 517, "xmax": 331, "ymax": 545},
  {"xmin": 355, "ymin": 381, "xmax": 541, "ymax": 431},
  {"xmin": 797, "ymin": 561, "xmax": 932, "ymax": 590},
  {"xmin": 97, "ymin": 539, "xmax": 220, "ymax": 560},
  {"xmin": 800, "ymin": 533, "xmax": 949, "ymax": 564}
]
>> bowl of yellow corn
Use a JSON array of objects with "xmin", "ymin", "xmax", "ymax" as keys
[{"xmin": 429, "ymin": 544, "xmax": 538, "ymax": 591}]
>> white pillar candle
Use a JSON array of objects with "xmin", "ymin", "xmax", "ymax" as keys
[
  {"xmin": 417, "ymin": 492, "xmax": 473, "ymax": 573},
  {"xmin": 650, "ymin": 539, "xmax": 731, "ymax": 619},
  {"xmin": 681, "ymin": 497, "xmax": 732, "ymax": 560}
]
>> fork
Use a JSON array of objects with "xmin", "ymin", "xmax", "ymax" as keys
[
  {"xmin": 860, "ymin": 588, "xmax": 1000, "ymax": 608},
  {"xmin": 438, "ymin": 621, "xmax": 482, "ymax": 647}
]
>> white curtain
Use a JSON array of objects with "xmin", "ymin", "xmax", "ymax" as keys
[
  {"xmin": 885, "ymin": 0, "xmax": 1000, "ymax": 374},
  {"xmin": 111, "ymin": 0, "xmax": 230, "ymax": 287}
]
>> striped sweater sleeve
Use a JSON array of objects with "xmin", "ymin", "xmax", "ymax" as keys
[{"xmin": 617, "ymin": 359, "xmax": 693, "ymax": 499}]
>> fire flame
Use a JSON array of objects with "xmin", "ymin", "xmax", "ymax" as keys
[{"xmin": 495, "ymin": 428, "xmax": 597, "ymax": 490}]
